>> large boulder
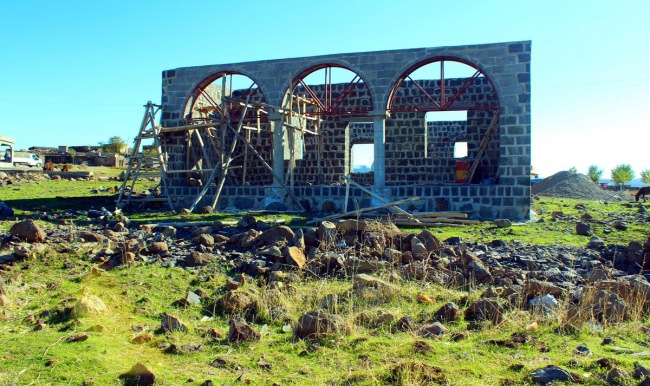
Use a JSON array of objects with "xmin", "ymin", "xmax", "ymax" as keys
[{"xmin": 9, "ymin": 219, "xmax": 45, "ymax": 243}]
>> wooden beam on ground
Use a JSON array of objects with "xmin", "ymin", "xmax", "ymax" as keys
[
  {"xmin": 391, "ymin": 220, "xmax": 467, "ymax": 228},
  {"xmin": 341, "ymin": 176, "xmax": 421, "ymax": 223},
  {"xmin": 312, "ymin": 196, "xmax": 420, "ymax": 223},
  {"xmin": 393, "ymin": 211, "xmax": 468, "ymax": 219}
]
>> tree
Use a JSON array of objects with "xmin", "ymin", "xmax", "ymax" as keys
[
  {"xmin": 587, "ymin": 165, "xmax": 603, "ymax": 185},
  {"xmin": 610, "ymin": 164, "xmax": 635, "ymax": 190},
  {"xmin": 568, "ymin": 166, "xmax": 578, "ymax": 173},
  {"xmin": 641, "ymin": 169, "xmax": 650, "ymax": 184},
  {"xmin": 99, "ymin": 136, "xmax": 127, "ymax": 154},
  {"xmin": 68, "ymin": 148, "xmax": 77, "ymax": 164}
]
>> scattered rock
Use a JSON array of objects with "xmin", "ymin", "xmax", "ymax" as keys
[
  {"xmin": 197, "ymin": 205, "xmax": 213, "ymax": 214},
  {"xmin": 605, "ymin": 367, "xmax": 630, "ymax": 385},
  {"xmin": 78, "ymin": 231, "xmax": 107, "ymax": 243},
  {"xmin": 9, "ymin": 219, "xmax": 46, "ymax": 243},
  {"xmin": 528, "ymin": 294, "xmax": 559, "ymax": 316},
  {"xmin": 397, "ymin": 315, "xmax": 417, "ymax": 332},
  {"xmin": 295, "ymin": 310, "xmax": 351, "ymax": 339},
  {"xmin": 418, "ymin": 322, "xmax": 447, "ymax": 338},
  {"xmin": 238, "ymin": 214, "xmax": 257, "ymax": 228},
  {"xmin": 73, "ymin": 294, "xmax": 107, "ymax": 318},
  {"xmin": 317, "ymin": 221, "xmax": 338, "ymax": 248},
  {"xmin": 461, "ymin": 249, "xmax": 492, "ymax": 283},
  {"xmin": 184, "ymin": 252, "xmax": 213, "ymax": 267},
  {"xmin": 576, "ymin": 222, "xmax": 592, "ymax": 236},
  {"xmin": 119, "ymin": 363, "xmax": 156, "ymax": 386},
  {"xmin": 161, "ymin": 313, "xmax": 188, "ymax": 332},
  {"xmin": 433, "ymin": 302, "xmax": 460, "ymax": 323},
  {"xmin": 575, "ymin": 343, "xmax": 592, "ymax": 356},
  {"xmin": 494, "ymin": 219, "xmax": 512, "ymax": 228},
  {"xmin": 148, "ymin": 241, "xmax": 168, "ymax": 254},
  {"xmin": 464, "ymin": 298, "xmax": 505, "ymax": 324},
  {"xmin": 228, "ymin": 317, "xmax": 260, "ymax": 343},
  {"xmin": 66, "ymin": 332, "xmax": 89, "ymax": 343},
  {"xmin": 192, "ymin": 234, "xmax": 214, "ymax": 247},
  {"xmin": 286, "ymin": 246, "xmax": 306, "ymax": 269},
  {"xmin": 255, "ymin": 225, "xmax": 295, "ymax": 247},
  {"xmin": 219, "ymin": 290, "xmax": 258, "ymax": 314},
  {"xmin": 352, "ymin": 274, "xmax": 396, "ymax": 295},
  {"xmin": 529, "ymin": 365, "xmax": 574, "ymax": 384}
]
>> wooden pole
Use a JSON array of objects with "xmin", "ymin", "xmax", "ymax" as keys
[
  {"xmin": 313, "ymin": 197, "xmax": 421, "ymax": 223},
  {"xmin": 466, "ymin": 112, "xmax": 499, "ymax": 184},
  {"xmin": 210, "ymin": 93, "xmax": 252, "ymax": 209},
  {"xmin": 341, "ymin": 175, "xmax": 420, "ymax": 223}
]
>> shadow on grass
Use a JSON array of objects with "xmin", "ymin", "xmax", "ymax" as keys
[{"xmin": 4, "ymin": 195, "xmax": 118, "ymax": 214}]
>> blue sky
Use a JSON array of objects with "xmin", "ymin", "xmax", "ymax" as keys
[{"xmin": 0, "ymin": 0, "xmax": 648, "ymax": 178}]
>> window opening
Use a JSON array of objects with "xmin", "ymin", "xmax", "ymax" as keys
[
  {"xmin": 453, "ymin": 141, "xmax": 468, "ymax": 158},
  {"xmin": 351, "ymin": 143, "xmax": 374, "ymax": 173}
]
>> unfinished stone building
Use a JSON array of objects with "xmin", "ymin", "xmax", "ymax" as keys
[{"xmin": 134, "ymin": 41, "xmax": 531, "ymax": 220}]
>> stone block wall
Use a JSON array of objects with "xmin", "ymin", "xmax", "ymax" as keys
[{"xmin": 158, "ymin": 41, "xmax": 531, "ymax": 220}]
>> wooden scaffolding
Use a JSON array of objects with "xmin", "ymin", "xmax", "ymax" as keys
[
  {"xmin": 116, "ymin": 101, "xmax": 174, "ymax": 211},
  {"xmin": 117, "ymin": 94, "xmax": 318, "ymax": 213}
]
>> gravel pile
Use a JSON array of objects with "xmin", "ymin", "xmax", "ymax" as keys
[{"xmin": 531, "ymin": 171, "xmax": 622, "ymax": 201}]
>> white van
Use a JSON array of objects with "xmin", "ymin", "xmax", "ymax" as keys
[{"xmin": 12, "ymin": 152, "xmax": 42, "ymax": 168}]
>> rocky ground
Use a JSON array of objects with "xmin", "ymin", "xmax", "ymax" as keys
[
  {"xmin": 2, "ymin": 202, "xmax": 650, "ymax": 383},
  {"xmin": 1, "ymin": 170, "xmax": 650, "ymax": 384}
]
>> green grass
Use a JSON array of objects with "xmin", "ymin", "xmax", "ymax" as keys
[
  {"xmin": 1, "ymin": 173, "xmax": 650, "ymax": 384},
  {"xmin": 2, "ymin": 172, "xmax": 647, "ymax": 246},
  {"xmin": 3, "ymin": 250, "xmax": 650, "ymax": 385}
]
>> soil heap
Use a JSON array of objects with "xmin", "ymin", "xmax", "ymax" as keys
[{"xmin": 531, "ymin": 171, "xmax": 622, "ymax": 201}]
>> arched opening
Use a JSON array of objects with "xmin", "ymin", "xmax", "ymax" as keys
[
  {"xmin": 288, "ymin": 64, "xmax": 372, "ymax": 117},
  {"xmin": 179, "ymin": 72, "xmax": 273, "ymax": 187},
  {"xmin": 184, "ymin": 72, "xmax": 265, "ymax": 123},
  {"xmin": 280, "ymin": 65, "xmax": 374, "ymax": 186},
  {"xmin": 386, "ymin": 57, "xmax": 500, "ymax": 184}
]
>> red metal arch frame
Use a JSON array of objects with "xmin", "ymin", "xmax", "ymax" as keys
[
  {"xmin": 387, "ymin": 56, "xmax": 500, "ymax": 113},
  {"xmin": 184, "ymin": 71, "xmax": 267, "ymax": 124},
  {"xmin": 288, "ymin": 64, "xmax": 373, "ymax": 117}
]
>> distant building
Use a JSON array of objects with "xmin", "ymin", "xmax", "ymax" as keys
[{"xmin": 28, "ymin": 145, "xmax": 125, "ymax": 167}]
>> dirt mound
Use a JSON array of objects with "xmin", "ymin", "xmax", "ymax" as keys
[{"xmin": 532, "ymin": 171, "xmax": 622, "ymax": 201}]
